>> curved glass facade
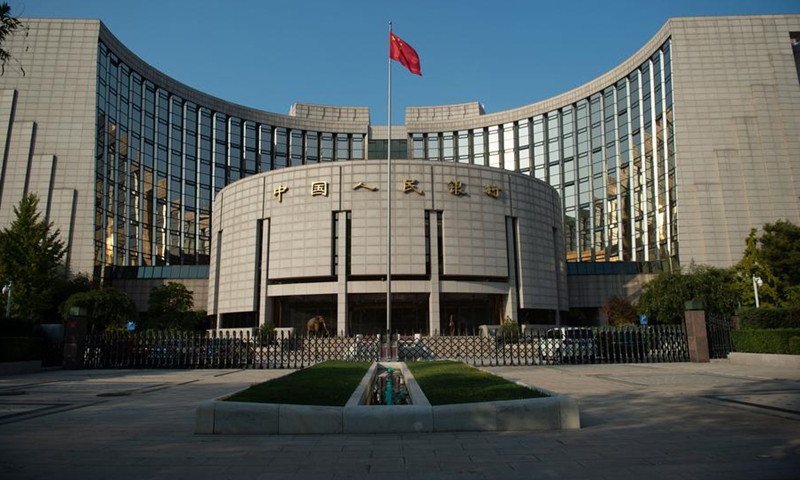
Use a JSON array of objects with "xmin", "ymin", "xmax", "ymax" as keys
[
  {"xmin": 95, "ymin": 38, "xmax": 674, "ymax": 275},
  {"xmin": 94, "ymin": 42, "xmax": 365, "ymax": 274},
  {"xmin": 410, "ymin": 40, "xmax": 675, "ymax": 264}
]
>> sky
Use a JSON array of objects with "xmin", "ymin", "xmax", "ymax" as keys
[{"xmin": 12, "ymin": 0, "xmax": 800, "ymax": 125}]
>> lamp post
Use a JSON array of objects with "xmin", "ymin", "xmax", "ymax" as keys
[
  {"xmin": 2, "ymin": 282, "xmax": 11, "ymax": 319},
  {"xmin": 752, "ymin": 274, "xmax": 763, "ymax": 308}
]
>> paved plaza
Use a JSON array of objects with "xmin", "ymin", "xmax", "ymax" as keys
[{"xmin": 0, "ymin": 360, "xmax": 798, "ymax": 479}]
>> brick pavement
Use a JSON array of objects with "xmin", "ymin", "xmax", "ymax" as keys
[{"xmin": 0, "ymin": 361, "xmax": 798, "ymax": 479}]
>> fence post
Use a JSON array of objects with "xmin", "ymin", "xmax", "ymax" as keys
[
  {"xmin": 63, "ymin": 308, "xmax": 88, "ymax": 369},
  {"xmin": 684, "ymin": 300, "xmax": 710, "ymax": 363}
]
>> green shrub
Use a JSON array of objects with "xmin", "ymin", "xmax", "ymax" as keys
[
  {"xmin": 0, "ymin": 337, "xmax": 41, "ymax": 362},
  {"xmin": 731, "ymin": 328, "xmax": 800, "ymax": 355},
  {"xmin": 736, "ymin": 307, "xmax": 800, "ymax": 329},
  {"xmin": 500, "ymin": 318, "xmax": 521, "ymax": 342}
]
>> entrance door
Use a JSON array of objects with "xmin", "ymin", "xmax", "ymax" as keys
[{"xmin": 348, "ymin": 293, "xmax": 429, "ymax": 335}]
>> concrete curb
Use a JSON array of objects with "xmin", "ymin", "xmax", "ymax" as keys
[
  {"xmin": 728, "ymin": 352, "xmax": 800, "ymax": 369},
  {"xmin": 0, "ymin": 360, "xmax": 44, "ymax": 376},
  {"xmin": 197, "ymin": 394, "xmax": 580, "ymax": 434},
  {"xmin": 195, "ymin": 361, "xmax": 581, "ymax": 434}
]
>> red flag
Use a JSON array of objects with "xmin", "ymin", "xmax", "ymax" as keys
[{"xmin": 389, "ymin": 32, "xmax": 422, "ymax": 76}]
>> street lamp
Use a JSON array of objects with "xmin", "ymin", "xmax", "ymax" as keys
[
  {"xmin": 752, "ymin": 274, "xmax": 763, "ymax": 308},
  {"xmin": 2, "ymin": 281, "xmax": 11, "ymax": 319}
]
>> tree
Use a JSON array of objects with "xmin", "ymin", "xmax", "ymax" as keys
[
  {"xmin": 758, "ymin": 220, "xmax": 800, "ymax": 290},
  {"xmin": 0, "ymin": 194, "xmax": 66, "ymax": 320},
  {"xmin": 731, "ymin": 220, "xmax": 800, "ymax": 308},
  {"xmin": 62, "ymin": 287, "xmax": 138, "ymax": 333},
  {"xmin": 0, "ymin": 2, "xmax": 23, "ymax": 75},
  {"xmin": 602, "ymin": 296, "xmax": 639, "ymax": 326},
  {"xmin": 637, "ymin": 264, "xmax": 738, "ymax": 324},
  {"xmin": 145, "ymin": 282, "xmax": 203, "ymax": 330},
  {"xmin": 731, "ymin": 228, "xmax": 780, "ymax": 308}
]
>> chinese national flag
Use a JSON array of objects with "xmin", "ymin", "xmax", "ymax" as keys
[{"xmin": 389, "ymin": 32, "xmax": 422, "ymax": 76}]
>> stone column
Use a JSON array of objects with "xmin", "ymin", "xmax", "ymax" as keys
[
  {"xmin": 429, "ymin": 212, "xmax": 441, "ymax": 335},
  {"xmin": 63, "ymin": 308, "xmax": 88, "ymax": 369},
  {"xmin": 337, "ymin": 212, "xmax": 348, "ymax": 336},
  {"xmin": 258, "ymin": 219, "xmax": 272, "ymax": 328},
  {"xmin": 503, "ymin": 217, "xmax": 519, "ymax": 322},
  {"xmin": 684, "ymin": 300, "xmax": 709, "ymax": 363}
]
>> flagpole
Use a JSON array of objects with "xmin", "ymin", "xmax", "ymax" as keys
[{"xmin": 386, "ymin": 21, "xmax": 393, "ymax": 338}]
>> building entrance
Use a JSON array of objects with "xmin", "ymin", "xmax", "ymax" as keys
[
  {"xmin": 272, "ymin": 295, "xmax": 337, "ymax": 332},
  {"xmin": 440, "ymin": 293, "xmax": 503, "ymax": 335},
  {"xmin": 348, "ymin": 293, "xmax": 429, "ymax": 336}
]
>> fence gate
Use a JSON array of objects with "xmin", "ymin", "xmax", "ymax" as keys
[
  {"xmin": 706, "ymin": 314, "xmax": 735, "ymax": 359},
  {"xmin": 80, "ymin": 325, "xmax": 690, "ymax": 369}
]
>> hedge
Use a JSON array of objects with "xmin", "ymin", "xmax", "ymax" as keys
[
  {"xmin": 736, "ymin": 307, "xmax": 800, "ymax": 329},
  {"xmin": 731, "ymin": 328, "xmax": 800, "ymax": 355},
  {"xmin": 0, "ymin": 337, "xmax": 41, "ymax": 362}
]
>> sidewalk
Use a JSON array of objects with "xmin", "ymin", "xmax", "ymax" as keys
[{"xmin": 0, "ymin": 361, "xmax": 798, "ymax": 479}]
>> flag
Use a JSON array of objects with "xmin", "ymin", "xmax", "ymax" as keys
[{"xmin": 389, "ymin": 32, "xmax": 422, "ymax": 76}]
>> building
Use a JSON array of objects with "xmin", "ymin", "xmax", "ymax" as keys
[
  {"xmin": 0, "ymin": 15, "xmax": 798, "ymax": 331},
  {"xmin": 211, "ymin": 160, "xmax": 566, "ymax": 334}
]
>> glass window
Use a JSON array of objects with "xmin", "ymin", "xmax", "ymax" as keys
[
  {"xmin": 488, "ymin": 126, "xmax": 500, "ymax": 168},
  {"xmin": 518, "ymin": 120, "xmax": 530, "ymax": 148},
  {"xmin": 564, "ymin": 159, "xmax": 575, "ymax": 183},
  {"xmin": 274, "ymin": 127, "xmax": 287, "ymax": 168},
  {"xmin": 306, "ymin": 131, "xmax": 319, "ymax": 163},
  {"xmin": 532, "ymin": 115, "xmax": 545, "ymax": 143},
  {"xmin": 321, "ymin": 133, "xmax": 334, "ymax": 162},
  {"xmin": 259, "ymin": 125, "xmax": 272, "ymax": 171},
  {"xmin": 243, "ymin": 121, "xmax": 257, "ymax": 173},
  {"xmin": 412, "ymin": 133, "xmax": 425, "ymax": 159},
  {"xmin": 457, "ymin": 130, "xmax": 470, "ymax": 163},
  {"xmin": 427, "ymin": 133, "xmax": 440, "ymax": 161},
  {"xmin": 519, "ymin": 147, "xmax": 530, "ymax": 171},
  {"xmin": 548, "ymin": 163, "xmax": 561, "ymax": 187},
  {"xmin": 442, "ymin": 132, "xmax": 454, "ymax": 162},
  {"xmin": 228, "ymin": 117, "xmax": 242, "ymax": 173},
  {"xmin": 503, "ymin": 123, "xmax": 515, "ymax": 171},
  {"xmin": 352, "ymin": 134, "xmax": 364, "ymax": 159},
  {"xmin": 336, "ymin": 134, "xmax": 348, "ymax": 161},
  {"xmin": 290, "ymin": 129, "xmax": 303, "ymax": 166},
  {"xmin": 472, "ymin": 129, "xmax": 485, "ymax": 165}
]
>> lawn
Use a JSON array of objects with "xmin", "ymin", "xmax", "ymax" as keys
[
  {"xmin": 224, "ymin": 360, "xmax": 547, "ymax": 407},
  {"xmin": 406, "ymin": 360, "xmax": 548, "ymax": 405},
  {"xmin": 225, "ymin": 360, "xmax": 370, "ymax": 406}
]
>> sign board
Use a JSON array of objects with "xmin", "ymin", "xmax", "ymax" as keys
[{"xmin": 639, "ymin": 314, "xmax": 648, "ymax": 326}]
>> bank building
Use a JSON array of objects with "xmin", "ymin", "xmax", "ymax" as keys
[{"xmin": 0, "ymin": 15, "xmax": 798, "ymax": 334}]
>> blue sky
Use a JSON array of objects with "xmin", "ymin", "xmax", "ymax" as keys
[{"xmin": 14, "ymin": 0, "xmax": 800, "ymax": 125}]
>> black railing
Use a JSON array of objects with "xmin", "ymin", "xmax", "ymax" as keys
[
  {"xmin": 82, "ymin": 324, "xmax": 689, "ymax": 369},
  {"xmin": 706, "ymin": 313, "xmax": 735, "ymax": 359}
]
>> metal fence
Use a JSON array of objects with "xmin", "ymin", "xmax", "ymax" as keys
[
  {"xmin": 82, "ymin": 324, "xmax": 689, "ymax": 369},
  {"xmin": 706, "ymin": 313, "xmax": 735, "ymax": 359}
]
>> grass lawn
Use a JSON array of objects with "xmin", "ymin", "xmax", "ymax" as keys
[
  {"xmin": 406, "ymin": 360, "xmax": 548, "ymax": 405},
  {"xmin": 225, "ymin": 361, "xmax": 371, "ymax": 406},
  {"xmin": 224, "ymin": 360, "xmax": 547, "ymax": 407}
]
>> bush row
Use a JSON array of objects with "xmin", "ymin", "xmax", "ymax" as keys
[
  {"xmin": 0, "ymin": 337, "xmax": 41, "ymax": 362},
  {"xmin": 736, "ymin": 307, "xmax": 800, "ymax": 329},
  {"xmin": 731, "ymin": 328, "xmax": 800, "ymax": 355}
]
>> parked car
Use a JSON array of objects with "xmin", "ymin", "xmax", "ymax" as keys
[{"xmin": 536, "ymin": 327, "xmax": 597, "ymax": 363}]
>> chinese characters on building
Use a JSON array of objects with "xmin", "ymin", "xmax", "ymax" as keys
[
  {"xmin": 447, "ymin": 180, "xmax": 466, "ymax": 196},
  {"xmin": 311, "ymin": 181, "xmax": 328, "ymax": 197},
  {"xmin": 483, "ymin": 184, "xmax": 502, "ymax": 199},
  {"xmin": 273, "ymin": 184, "xmax": 288, "ymax": 203},
  {"xmin": 402, "ymin": 178, "xmax": 424, "ymax": 195},
  {"xmin": 272, "ymin": 179, "xmax": 502, "ymax": 202}
]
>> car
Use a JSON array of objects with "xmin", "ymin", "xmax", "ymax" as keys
[{"xmin": 536, "ymin": 327, "xmax": 597, "ymax": 363}]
